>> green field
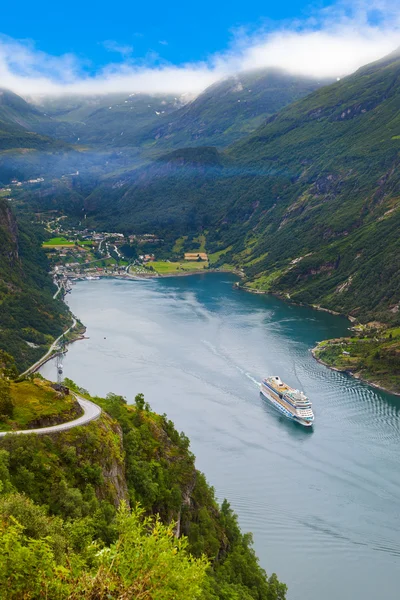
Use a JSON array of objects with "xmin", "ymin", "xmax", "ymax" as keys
[
  {"xmin": 152, "ymin": 260, "xmax": 209, "ymax": 274},
  {"xmin": 43, "ymin": 236, "xmax": 74, "ymax": 247}
]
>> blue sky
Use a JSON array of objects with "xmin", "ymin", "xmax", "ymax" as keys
[
  {"xmin": 3, "ymin": 0, "xmax": 334, "ymax": 69},
  {"xmin": 1, "ymin": 0, "xmax": 399, "ymax": 94}
]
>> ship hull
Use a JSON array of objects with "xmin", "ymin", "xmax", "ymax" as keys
[{"xmin": 260, "ymin": 386, "xmax": 314, "ymax": 427}]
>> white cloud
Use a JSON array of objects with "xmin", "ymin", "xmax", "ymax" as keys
[
  {"xmin": 102, "ymin": 40, "xmax": 134, "ymax": 57},
  {"xmin": 1, "ymin": 0, "xmax": 400, "ymax": 96}
]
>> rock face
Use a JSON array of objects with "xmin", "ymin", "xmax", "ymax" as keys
[{"xmin": 97, "ymin": 417, "xmax": 129, "ymax": 507}]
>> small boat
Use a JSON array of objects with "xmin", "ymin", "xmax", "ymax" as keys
[{"xmin": 260, "ymin": 376, "xmax": 314, "ymax": 427}]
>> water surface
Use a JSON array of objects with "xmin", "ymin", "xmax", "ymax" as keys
[{"xmin": 41, "ymin": 274, "xmax": 400, "ymax": 600}]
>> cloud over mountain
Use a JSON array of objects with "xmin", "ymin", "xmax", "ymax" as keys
[{"xmin": 1, "ymin": 0, "xmax": 400, "ymax": 95}]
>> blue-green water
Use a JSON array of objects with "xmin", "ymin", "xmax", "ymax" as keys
[{"xmin": 41, "ymin": 274, "xmax": 400, "ymax": 600}]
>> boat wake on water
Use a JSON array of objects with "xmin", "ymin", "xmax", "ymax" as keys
[
  {"xmin": 200, "ymin": 339, "xmax": 314, "ymax": 427},
  {"xmin": 201, "ymin": 340, "xmax": 261, "ymax": 387}
]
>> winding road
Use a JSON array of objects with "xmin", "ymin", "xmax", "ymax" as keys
[
  {"xmin": 20, "ymin": 318, "xmax": 77, "ymax": 378},
  {"xmin": 0, "ymin": 394, "xmax": 101, "ymax": 437}
]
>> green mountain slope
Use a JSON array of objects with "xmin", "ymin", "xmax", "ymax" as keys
[
  {"xmin": 86, "ymin": 50, "xmax": 400, "ymax": 324},
  {"xmin": 0, "ymin": 382, "xmax": 287, "ymax": 599},
  {"xmin": 31, "ymin": 92, "xmax": 186, "ymax": 145},
  {"xmin": 133, "ymin": 69, "xmax": 327, "ymax": 151},
  {"xmin": 0, "ymin": 89, "xmax": 70, "ymax": 150},
  {"xmin": 29, "ymin": 70, "xmax": 325, "ymax": 150},
  {"xmin": 0, "ymin": 199, "xmax": 70, "ymax": 371},
  {"xmin": 224, "ymin": 50, "xmax": 400, "ymax": 322}
]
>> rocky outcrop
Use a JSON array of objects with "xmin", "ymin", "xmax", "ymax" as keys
[
  {"xmin": 26, "ymin": 398, "xmax": 83, "ymax": 429},
  {"xmin": 97, "ymin": 417, "xmax": 129, "ymax": 506}
]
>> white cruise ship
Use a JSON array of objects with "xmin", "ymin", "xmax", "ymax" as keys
[{"xmin": 260, "ymin": 376, "xmax": 314, "ymax": 427}]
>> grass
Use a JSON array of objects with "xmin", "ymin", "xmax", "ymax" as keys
[
  {"xmin": 192, "ymin": 234, "xmax": 207, "ymax": 253},
  {"xmin": 172, "ymin": 236, "xmax": 188, "ymax": 254},
  {"xmin": 43, "ymin": 236, "xmax": 74, "ymax": 247},
  {"xmin": 245, "ymin": 268, "xmax": 286, "ymax": 291},
  {"xmin": 102, "ymin": 257, "xmax": 117, "ymax": 266},
  {"xmin": 0, "ymin": 378, "xmax": 79, "ymax": 432},
  {"xmin": 208, "ymin": 245, "xmax": 233, "ymax": 265},
  {"xmin": 152, "ymin": 260, "xmax": 209, "ymax": 274}
]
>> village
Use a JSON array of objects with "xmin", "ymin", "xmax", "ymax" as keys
[{"xmin": 42, "ymin": 219, "xmax": 211, "ymax": 296}]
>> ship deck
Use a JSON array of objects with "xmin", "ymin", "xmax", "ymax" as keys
[{"xmin": 266, "ymin": 381, "xmax": 292, "ymax": 394}]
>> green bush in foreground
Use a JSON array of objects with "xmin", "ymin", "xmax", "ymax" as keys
[{"xmin": 0, "ymin": 497, "xmax": 207, "ymax": 600}]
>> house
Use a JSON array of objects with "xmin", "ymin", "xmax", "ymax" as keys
[{"xmin": 184, "ymin": 252, "xmax": 208, "ymax": 261}]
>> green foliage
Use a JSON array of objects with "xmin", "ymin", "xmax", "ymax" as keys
[
  {"xmin": 0, "ymin": 378, "xmax": 81, "ymax": 432},
  {"xmin": 314, "ymin": 326, "xmax": 400, "ymax": 393},
  {"xmin": 0, "ymin": 386, "xmax": 286, "ymax": 599},
  {"xmin": 130, "ymin": 70, "xmax": 324, "ymax": 152},
  {"xmin": 0, "ymin": 378, "xmax": 14, "ymax": 420},
  {"xmin": 0, "ymin": 200, "xmax": 69, "ymax": 371},
  {"xmin": 0, "ymin": 499, "xmax": 207, "ymax": 600}
]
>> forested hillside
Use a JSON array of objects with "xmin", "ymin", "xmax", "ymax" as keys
[
  {"xmin": 0, "ymin": 384, "xmax": 287, "ymax": 599},
  {"xmin": 28, "ymin": 70, "xmax": 323, "ymax": 150},
  {"xmin": 130, "ymin": 69, "xmax": 326, "ymax": 151},
  {"xmin": 31, "ymin": 92, "xmax": 184, "ymax": 145},
  {"xmin": 85, "ymin": 50, "xmax": 400, "ymax": 324},
  {"xmin": 0, "ymin": 89, "xmax": 69, "ymax": 151},
  {"xmin": 0, "ymin": 199, "xmax": 69, "ymax": 371}
]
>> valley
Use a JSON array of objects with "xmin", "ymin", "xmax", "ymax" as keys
[{"xmin": 0, "ymin": 39, "xmax": 399, "ymax": 600}]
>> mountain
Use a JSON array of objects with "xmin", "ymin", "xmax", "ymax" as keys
[
  {"xmin": 31, "ymin": 92, "xmax": 188, "ymax": 145},
  {"xmin": 132, "ymin": 69, "xmax": 328, "ymax": 151},
  {"xmin": 29, "ymin": 70, "xmax": 325, "ymax": 150},
  {"xmin": 0, "ymin": 90, "xmax": 68, "ymax": 152},
  {"xmin": 0, "ymin": 199, "xmax": 70, "ymax": 370},
  {"xmin": 85, "ymin": 50, "xmax": 400, "ymax": 324}
]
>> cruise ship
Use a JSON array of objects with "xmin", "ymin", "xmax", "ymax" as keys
[{"xmin": 260, "ymin": 376, "xmax": 314, "ymax": 427}]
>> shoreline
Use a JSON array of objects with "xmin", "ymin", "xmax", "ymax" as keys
[
  {"xmin": 237, "ymin": 283, "xmax": 352, "ymax": 322},
  {"xmin": 239, "ymin": 282, "xmax": 400, "ymax": 397},
  {"xmin": 21, "ymin": 316, "xmax": 87, "ymax": 378},
  {"xmin": 29, "ymin": 334, "xmax": 88, "ymax": 375},
  {"xmin": 73, "ymin": 266, "xmax": 240, "ymax": 281},
  {"xmin": 311, "ymin": 347, "xmax": 400, "ymax": 397},
  {"xmin": 52, "ymin": 270, "xmax": 399, "ymax": 398}
]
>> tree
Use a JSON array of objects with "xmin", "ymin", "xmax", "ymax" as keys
[
  {"xmin": 0, "ymin": 378, "xmax": 14, "ymax": 419},
  {"xmin": 0, "ymin": 350, "xmax": 18, "ymax": 380},
  {"xmin": 0, "ymin": 502, "xmax": 208, "ymax": 600}
]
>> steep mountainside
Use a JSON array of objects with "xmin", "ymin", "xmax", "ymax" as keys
[
  {"xmin": 86, "ymin": 50, "xmax": 400, "ymax": 324},
  {"xmin": 0, "ymin": 199, "xmax": 69, "ymax": 370},
  {"xmin": 132, "ymin": 69, "xmax": 327, "ymax": 151},
  {"xmin": 0, "ymin": 386, "xmax": 287, "ymax": 599}
]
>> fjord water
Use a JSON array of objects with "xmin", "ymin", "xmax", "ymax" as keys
[{"xmin": 41, "ymin": 274, "xmax": 400, "ymax": 600}]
